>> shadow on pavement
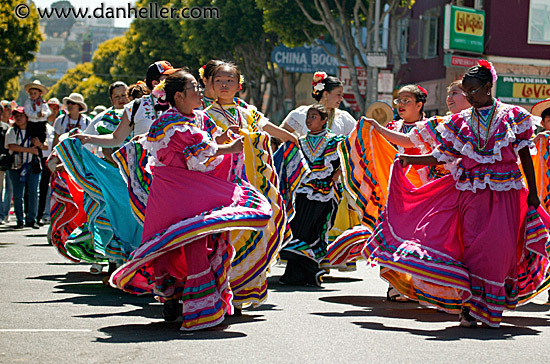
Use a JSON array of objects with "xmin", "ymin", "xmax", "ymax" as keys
[
  {"xmin": 28, "ymin": 271, "xmax": 110, "ymax": 284},
  {"xmin": 353, "ymin": 321, "xmax": 541, "ymax": 341},
  {"xmin": 316, "ymin": 295, "xmax": 548, "ymax": 340},
  {"xmin": 96, "ymin": 315, "xmax": 256, "ymax": 342},
  {"xmin": 266, "ymin": 275, "xmax": 338, "ymax": 293}
]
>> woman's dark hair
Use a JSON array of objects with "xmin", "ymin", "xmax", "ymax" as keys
[
  {"xmin": 308, "ymin": 104, "xmax": 329, "ymax": 128},
  {"xmin": 211, "ymin": 62, "xmax": 242, "ymax": 85},
  {"xmin": 108, "ymin": 81, "xmax": 128, "ymax": 97},
  {"xmin": 127, "ymin": 83, "xmax": 149, "ymax": 100},
  {"xmin": 202, "ymin": 60, "xmax": 224, "ymax": 81},
  {"xmin": 542, "ymin": 108, "xmax": 550, "ymax": 120},
  {"xmin": 312, "ymin": 76, "xmax": 343, "ymax": 102},
  {"xmin": 163, "ymin": 69, "xmax": 193, "ymax": 107},
  {"xmin": 463, "ymin": 65, "xmax": 493, "ymax": 86},
  {"xmin": 398, "ymin": 84, "xmax": 428, "ymax": 115}
]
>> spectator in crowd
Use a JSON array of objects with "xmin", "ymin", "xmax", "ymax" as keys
[{"xmin": 5, "ymin": 107, "xmax": 47, "ymax": 229}]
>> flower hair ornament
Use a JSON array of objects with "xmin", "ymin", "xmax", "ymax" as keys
[
  {"xmin": 152, "ymin": 79, "xmax": 166, "ymax": 99},
  {"xmin": 136, "ymin": 80, "xmax": 146, "ymax": 86},
  {"xmin": 198, "ymin": 65, "xmax": 206, "ymax": 79},
  {"xmin": 478, "ymin": 59, "xmax": 498, "ymax": 83},
  {"xmin": 312, "ymin": 71, "xmax": 328, "ymax": 95},
  {"xmin": 417, "ymin": 85, "xmax": 428, "ymax": 97}
]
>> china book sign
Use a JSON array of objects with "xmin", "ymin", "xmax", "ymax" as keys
[
  {"xmin": 443, "ymin": 5, "xmax": 485, "ymax": 54},
  {"xmin": 496, "ymin": 75, "xmax": 550, "ymax": 104}
]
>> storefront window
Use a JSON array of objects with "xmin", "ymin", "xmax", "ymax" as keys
[
  {"xmin": 422, "ymin": 7, "xmax": 440, "ymax": 59},
  {"xmin": 529, "ymin": 0, "xmax": 550, "ymax": 45}
]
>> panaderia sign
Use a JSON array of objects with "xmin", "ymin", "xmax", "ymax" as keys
[
  {"xmin": 443, "ymin": 5, "xmax": 485, "ymax": 54},
  {"xmin": 496, "ymin": 75, "xmax": 550, "ymax": 105}
]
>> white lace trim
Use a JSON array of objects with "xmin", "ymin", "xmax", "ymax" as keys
[
  {"xmin": 436, "ymin": 121, "xmax": 517, "ymax": 164},
  {"xmin": 301, "ymin": 147, "xmax": 340, "ymax": 181},
  {"xmin": 408, "ymin": 128, "xmax": 430, "ymax": 154},
  {"xmin": 143, "ymin": 123, "xmax": 222, "ymax": 173},
  {"xmin": 514, "ymin": 139, "xmax": 535, "ymax": 154},
  {"xmin": 450, "ymin": 162, "xmax": 525, "ymax": 192},
  {"xmin": 436, "ymin": 103, "xmax": 535, "ymax": 165},
  {"xmin": 296, "ymin": 185, "xmax": 338, "ymax": 202}
]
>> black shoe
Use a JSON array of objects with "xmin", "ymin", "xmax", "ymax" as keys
[
  {"xmin": 25, "ymin": 222, "xmax": 39, "ymax": 229},
  {"xmin": 162, "ymin": 298, "xmax": 182, "ymax": 321},
  {"xmin": 37, "ymin": 221, "xmax": 45, "ymax": 227},
  {"xmin": 14, "ymin": 222, "xmax": 24, "ymax": 229}
]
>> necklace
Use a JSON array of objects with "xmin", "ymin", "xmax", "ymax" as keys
[
  {"xmin": 216, "ymin": 101, "xmax": 242, "ymax": 128},
  {"xmin": 473, "ymin": 102, "xmax": 497, "ymax": 150},
  {"xmin": 303, "ymin": 129, "xmax": 329, "ymax": 161}
]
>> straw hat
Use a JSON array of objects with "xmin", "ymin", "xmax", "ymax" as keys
[
  {"xmin": 24, "ymin": 80, "xmax": 48, "ymax": 94},
  {"xmin": 365, "ymin": 101, "xmax": 394, "ymax": 127},
  {"xmin": 531, "ymin": 99, "xmax": 550, "ymax": 118},
  {"xmin": 62, "ymin": 93, "xmax": 88, "ymax": 113},
  {"xmin": 47, "ymin": 97, "xmax": 61, "ymax": 106}
]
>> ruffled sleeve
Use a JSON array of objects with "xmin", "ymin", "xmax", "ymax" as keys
[
  {"xmin": 144, "ymin": 109, "xmax": 222, "ymax": 172},
  {"xmin": 282, "ymin": 106, "xmax": 308, "ymax": 136},
  {"xmin": 508, "ymin": 106, "xmax": 536, "ymax": 152},
  {"xmin": 432, "ymin": 115, "xmax": 463, "ymax": 163},
  {"xmin": 409, "ymin": 116, "xmax": 448, "ymax": 153}
]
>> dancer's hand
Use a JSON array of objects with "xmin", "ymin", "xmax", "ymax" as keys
[
  {"xmin": 533, "ymin": 132, "xmax": 549, "ymax": 145},
  {"xmin": 360, "ymin": 116, "xmax": 381, "ymax": 131},
  {"xmin": 227, "ymin": 137, "xmax": 244, "ymax": 154},
  {"xmin": 73, "ymin": 134, "xmax": 90, "ymax": 144},
  {"xmin": 527, "ymin": 191, "xmax": 541, "ymax": 209},
  {"xmin": 399, "ymin": 155, "xmax": 411, "ymax": 168}
]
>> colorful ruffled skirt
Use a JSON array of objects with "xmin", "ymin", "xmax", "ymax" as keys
[
  {"xmin": 364, "ymin": 160, "xmax": 550, "ymax": 327},
  {"xmin": 111, "ymin": 165, "xmax": 272, "ymax": 330}
]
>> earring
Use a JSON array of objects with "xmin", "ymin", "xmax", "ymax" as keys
[{"xmin": 486, "ymin": 91, "xmax": 490, "ymax": 95}]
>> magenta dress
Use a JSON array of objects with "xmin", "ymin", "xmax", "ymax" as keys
[
  {"xmin": 365, "ymin": 100, "xmax": 550, "ymax": 327},
  {"xmin": 111, "ymin": 108, "xmax": 272, "ymax": 331}
]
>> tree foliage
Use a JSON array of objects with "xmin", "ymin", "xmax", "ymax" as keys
[
  {"xmin": 43, "ymin": 0, "xmax": 76, "ymax": 38},
  {"xmin": 47, "ymin": 63, "xmax": 93, "ymax": 101},
  {"xmin": 0, "ymin": 0, "xmax": 43, "ymax": 99},
  {"xmin": 92, "ymin": 36, "xmax": 127, "ymax": 82},
  {"xmin": 111, "ymin": 0, "xmax": 199, "ymax": 85}
]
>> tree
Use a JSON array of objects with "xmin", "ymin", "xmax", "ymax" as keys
[
  {"xmin": 47, "ymin": 63, "xmax": 93, "ymax": 101},
  {"xmin": 92, "ymin": 36, "xmax": 127, "ymax": 82},
  {"xmin": 0, "ymin": 0, "xmax": 43, "ymax": 99},
  {"xmin": 111, "ymin": 0, "xmax": 199, "ymax": 86},
  {"xmin": 43, "ymin": 0, "xmax": 76, "ymax": 38},
  {"xmin": 260, "ymin": 0, "xmax": 414, "ymax": 115},
  {"xmin": 182, "ymin": 0, "xmax": 283, "ymax": 117}
]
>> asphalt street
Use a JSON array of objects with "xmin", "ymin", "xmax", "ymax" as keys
[{"xmin": 1, "ymin": 223, "xmax": 550, "ymax": 364}]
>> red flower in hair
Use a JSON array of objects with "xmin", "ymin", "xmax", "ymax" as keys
[
  {"xmin": 478, "ymin": 59, "xmax": 492, "ymax": 70},
  {"xmin": 417, "ymin": 85, "xmax": 428, "ymax": 97}
]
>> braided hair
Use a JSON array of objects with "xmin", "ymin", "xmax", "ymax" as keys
[
  {"xmin": 463, "ymin": 65, "xmax": 493, "ymax": 86},
  {"xmin": 312, "ymin": 76, "xmax": 343, "ymax": 102}
]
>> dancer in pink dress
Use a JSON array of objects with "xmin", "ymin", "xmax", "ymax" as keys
[
  {"xmin": 111, "ymin": 70, "xmax": 272, "ymax": 331},
  {"xmin": 365, "ymin": 60, "xmax": 550, "ymax": 328}
]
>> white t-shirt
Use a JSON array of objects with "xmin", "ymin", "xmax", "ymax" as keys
[
  {"xmin": 282, "ymin": 105, "xmax": 356, "ymax": 137},
  {"xmin": 53, "ymin": 114, "xmax": 91, "ymax": 135},
  {"xmin": 43, "ymin": 124, "xmax": 55, "ymax": 158},
  {"xmin": 123, "ymin": 95, "xmax": 160, "ymax": 135},
  {"xmin": 5, "ymin": 127, "xmax": 33, "ymax": 169}
]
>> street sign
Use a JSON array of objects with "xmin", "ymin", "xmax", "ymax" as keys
[
  {"xmin": 271, "ymin": 41, "xmax": 340, "ymax": 74},
  {"xmin": 377, "ymin": 72, "xmax": 393, "ymax": 93},
  {"xmin": 366, "ymin": 51, "xmax": 387, "ymax": 68},
  {"xmin": 496, "ymin": 75, "xmax": 550, "ymax": 104},
  {"xmin": 443, "ymin": 53, "xmax": 479, "ymax": 68},
  {"xmin": 443, "ymin": 5, "xmax": 485, "ymax": 54}
]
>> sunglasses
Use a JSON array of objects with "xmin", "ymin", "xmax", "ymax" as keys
[
  {"xmin": 393, "ymin": 98, "xmax": 414, "ymax": 105},
  {"xmin": 461, "ymin": 85, "xmax": 484, "ymax": 97},
  {"xmin": 66, "ymin": 101, "xmax": 76, "ymax": 105}
]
